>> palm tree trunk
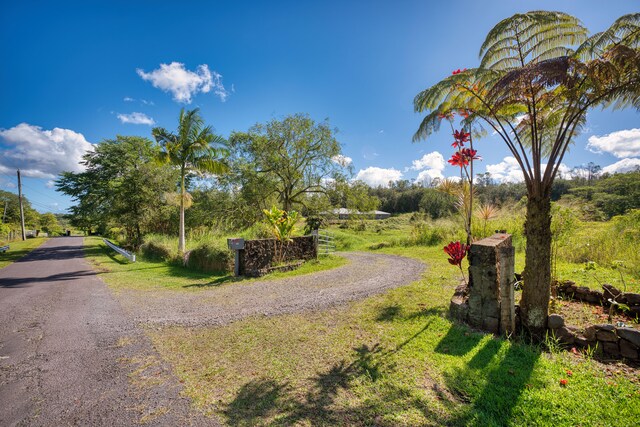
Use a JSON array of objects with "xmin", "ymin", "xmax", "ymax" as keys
[
  {"xmin": 179, "ymin": 170, "xmax": 186, "ymax": 254},
  {"xmin": 520, "ymin": 191, "xmax": 552, "ymax": 340}
]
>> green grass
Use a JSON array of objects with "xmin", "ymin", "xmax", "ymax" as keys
[
  {"xmin": 0, "ymin": 237, "xmax": 48, "ymax": 269},
  {"xmin": 146, "ymin": 245, "xmax": 640, "ymax": 426},
  {"xmin": 85, "ymin": 215, "xmax": 640, "ymax": 426},
  {"xmin": 84, "ymin": 236, "xmax": 348, "ymax": 292}
]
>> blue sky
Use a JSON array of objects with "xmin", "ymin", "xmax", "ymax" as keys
[{"xmin": 1, "ymin": 0, "xmax": 639, "ymax": 213}]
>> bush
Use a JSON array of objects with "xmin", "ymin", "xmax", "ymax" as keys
[
  {"xmin": 408, "ymin": 222, "xmax": 445, "ymax": 246},
  {"xmin": 186, "ymin": 241, "xmax": 233, "ymax": 273},
  {"xmin": 140, "ymin": 234, "xmax": 177, "ymax": 262}
]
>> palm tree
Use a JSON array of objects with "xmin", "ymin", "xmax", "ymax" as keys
[
  {"xmin": 414, "ymin": 11, "xmax": 640, "ymax": 338},
  {"xmin": 152, "ymin": 108, "xmax": 228, "ymax": 253}
]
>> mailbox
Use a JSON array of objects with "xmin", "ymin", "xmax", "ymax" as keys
[{"xmin": 227, "ymin": 238, "xmax": 245, "ymax": 251}]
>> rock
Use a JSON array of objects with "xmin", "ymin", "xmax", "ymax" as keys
[
  {"xmin": 602, "ymin": 341, "xmax": 620, "ymax": 357},
  {"xmin": 623, "ymin": 292, "xmax": 640, "ymax": 305},
  {"xmin": 603, "ymin": 284, "xmax": 622, "ymax": 302},
  {"xmin": 555, "ymin": 326, "xmax": 575, "ymax": 344},
  {"xmin": 595, "ymin": 325, "xmax": 618, "ymax": 342},
  {"xmin": 574, "ymin": 336, "xmax": 593, "ymax": 348},
  {"xmin": 583, "ymin": 292, "xmax": 603, "ymax": 304},
  {"xmin": 620, "ymin": 339, "xmax": 639, "ymax": 360},
  {"xmin": 584, "ymin": 326, "xmax": 597, "ymax": 341},
  {"xmin": 616, "ymin": 327, "xmax": 640, "ymax": 348},
  {"xmin": 449, "ymin": 295, "xmax": 469, "ymax": 322},
  {"xmin": 547, "ymin": 314, "xmax": 564, "ymax": 329},
  {"xmin": 453, "ymin": 283, "xmax": 468, "ymax": 297},
  {"xmin": 576, "ymin": 286, "xmax": 590, "ymax": 295}
]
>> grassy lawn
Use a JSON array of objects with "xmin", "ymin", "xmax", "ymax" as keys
[
  {"xmin": 83, "ymin": 236, "xmax": 348, "ymax": 292},
  {"xmin": 0, "ymin": 237, "xmax": 48, "ymax": 269},
  {"xmin": 86, "ymin": 232, "xmax": 640, "ymax": 426}
]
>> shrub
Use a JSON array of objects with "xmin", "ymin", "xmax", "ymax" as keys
[
  {"xmin": 409, "ymin": 222, "xmax": 445, "ymax": 246},
  {"xmin": 140, "ymin": 234, "xmax": 177, "ymax": 262},
  {"xmin": 186, "ymin": 241, "xmax": 233, "ymax": 273}
]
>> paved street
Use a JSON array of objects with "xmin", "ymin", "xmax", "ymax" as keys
[{"xmin": 0, "ymin": 237, "xmax": 211, "ymax": 426}]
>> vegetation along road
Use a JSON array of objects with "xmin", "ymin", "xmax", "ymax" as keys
[{"xmin": 0, "ymin": 237, "xmax": 424, "ymax": 424}]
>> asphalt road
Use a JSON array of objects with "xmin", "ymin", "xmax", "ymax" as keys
[{"xmin": 0, "ymin": 237, "xmax": 212, "ymax": 426}]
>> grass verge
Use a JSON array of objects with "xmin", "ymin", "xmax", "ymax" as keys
[
  {"xmin": 144, "ymin": 245, "xmax": 640, "ymax": 426},
  {"xmin": 0, "ymin": 237, "xmax": 48, "ymax": 269},
  {"xmin": 83, "ymin": 236, "xmax": 348, "ymax": 292}
]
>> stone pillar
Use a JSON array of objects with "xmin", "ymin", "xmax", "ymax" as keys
[{"xmin": 467, "ymin": 233, "xmax": 515, "ymax": 335}]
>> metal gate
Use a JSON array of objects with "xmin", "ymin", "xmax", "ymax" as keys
[{"xmin": 315, "ymin": 230, "xmax": 336, "ymax": 255}]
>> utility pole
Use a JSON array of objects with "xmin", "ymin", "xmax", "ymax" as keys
[
  {"xmin": 17, "ymin": 169, "xmax": 26, "ymax": 241},
  {"xmin": 2, "ymin": 200, "xmax": 7, "ymax": 223}
]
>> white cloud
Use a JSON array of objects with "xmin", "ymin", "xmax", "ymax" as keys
[
  {"xmin": 587, "ymin": 128, "xmax": 640, "ymax": 158},
  {"xmin": 355, "ymin": 167, "xmax": 402, "ymax": 187},
  {"xmin": 411, "ymin": 151, "xmax": 445, "ymax": 171},
  {"xmin": 331, "ymin": 154, "xmax": 353, "ymax": 167},
  {"xmin": 137, "ymin": 62, "xmax": 228, "ymax": 103},
  {"xmin": 124, "ymin": 96, "xmax": 134, "ymax": 102},
  {"xmin": 117, "ymin": 112, "xmax": 156, "ymax": 126},
  {"xmin": 45, "ymin": 180, "xmax": 55, "ymax": 188},
  {"xmin": 485, "ymin": 156, "xmax": 573, "ymax": 183},
  {"xmin": 486, "ymin": 156, "xmax": 525, "ymax": 183},
  {"xmin": 602, "ymin": 158, "xmax": 640, "ymax": 174},
  {"xmin": 416, "ymin": 169, "xmax": 444, "ymax": 185},
  {"xmin": 0, "ymin": 123, "xmax": 93, "ymax": 179}
]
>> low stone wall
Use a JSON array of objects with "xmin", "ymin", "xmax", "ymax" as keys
[
  {"xmin": 557, "ymin": 281, "xmax": 640, "ymax": 318},
  {"xmin": 547, "ymin": 314, "xmax": 640, "ymax": 361},
  {"xmin": 239, "ymin": 236, "xmax": 317, "ymax": 277}
]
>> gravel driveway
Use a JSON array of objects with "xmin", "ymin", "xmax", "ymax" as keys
[{"xmin": 118, "ymin": 251, "xmax": 426, "ymax": 327}]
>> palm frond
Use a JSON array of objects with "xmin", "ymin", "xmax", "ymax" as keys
[{"xmin": 480, "ymin": 11, "xmax": 587, "ymax": 69}]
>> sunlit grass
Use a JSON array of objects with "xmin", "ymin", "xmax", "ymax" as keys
[
  {"xmin": 0, "ymin": 237, "xmax": 48, "ymax": 269},
  {"xmin": 148, "ymin": 244, "xmax": 640, "ymax": 426}
]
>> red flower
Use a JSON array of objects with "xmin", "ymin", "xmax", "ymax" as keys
[
  {"xmin": 451, "ymin": 68, "xmax": 467, "ymax": 75},
  {"xmin": 448, "ymin": 152, "xmax": 468, "ymax": 167},
  {"xmin": 566, "ymin": 370, "xmax": 573, "ymax": 376},
  {"xmin": 444, "ymin": 241, "xmax": 469, "ymax": 267},
  {"xmin": 448, "ymin": 149, "xmax": 481, "ymax": 167},
  {"xmin": 458, "ymin": 109, "xmax": 471, "ymax": 119},
  {"xmin": 560, "ymin": 379, "xmax": 568, "ymax": 386},
  {"xmin": 452, "ymin": 129, "xmax": 471, "ymax": 148}
]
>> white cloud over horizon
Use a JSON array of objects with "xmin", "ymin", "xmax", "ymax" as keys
[
  {"xmin": 411, "ymin": 151, "xmax": 445, "ymax": 185},
  {"xmin": 355, "ymin": 167, "xmax": 403, "ymax": 187},
  {"xmin": 117, "ymin": 112, "xmax": 156, "ymax": 126},
  {"xmin": 485, "ymin": 156, "xmax": 573, "ymax": 183},
  {"xmin": 587, "ymin": 128, "xmax": 640, "ymax": 158},
  {"xmin": 602, "ymin": 158, "xmax": 640, "ymax": 174},
  {"xmin": 331, "ymin": 154, "xmax": 353, "ymax": 167},
  {"xmin": 0, "ymin": 123, "xmax": 93, "ymax": 179},
  {"xmin": 137, "ymin": 62, "xmax": 228, "ymax": 103}
]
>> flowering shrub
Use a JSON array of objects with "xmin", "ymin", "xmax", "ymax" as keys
[{"xmin": 444, "ymin": 241, "xmax": 470, "ymax": 284}]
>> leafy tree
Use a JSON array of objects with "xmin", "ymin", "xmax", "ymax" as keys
[
  {"xmin": 56, "ymin": 136, "xmax": 176, "ymax": 247},
  {"xmin": 414, "ymin": 12, "xmax": 640, "ymax": 337},
  {"xmin": 39, "ymin": 212, "xmax": 63, "ymax": 235},
  {"xmin": 152, "ymin": 108, "xmax": 229, "ymax": 253},
  {"xmin": 0, "ymin": 190, "xmax": 39, "ymax": 230},
  {"xmin": 228, "ymin": 114, "xmax": 345, "ymax": 212}
]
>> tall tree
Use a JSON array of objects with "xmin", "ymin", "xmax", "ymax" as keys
[
  {"xmin": 56, "ymin": 136, "xmax": 176, "ymax": 246},
  {"xmin": 414, "ymin": 11, "xmax": 640, "ymax": 337},
  {"xmin": 152, "ymin": 108, "xmax": 228, "ymax": 253},
  {"xmin": 227, "ymin": 114, "xmax": 345, "ymax": 212}
]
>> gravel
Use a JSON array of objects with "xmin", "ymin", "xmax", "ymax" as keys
[{"xmin": 118, "ymin": 251, "xmax": 426, "ymax": 327}]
